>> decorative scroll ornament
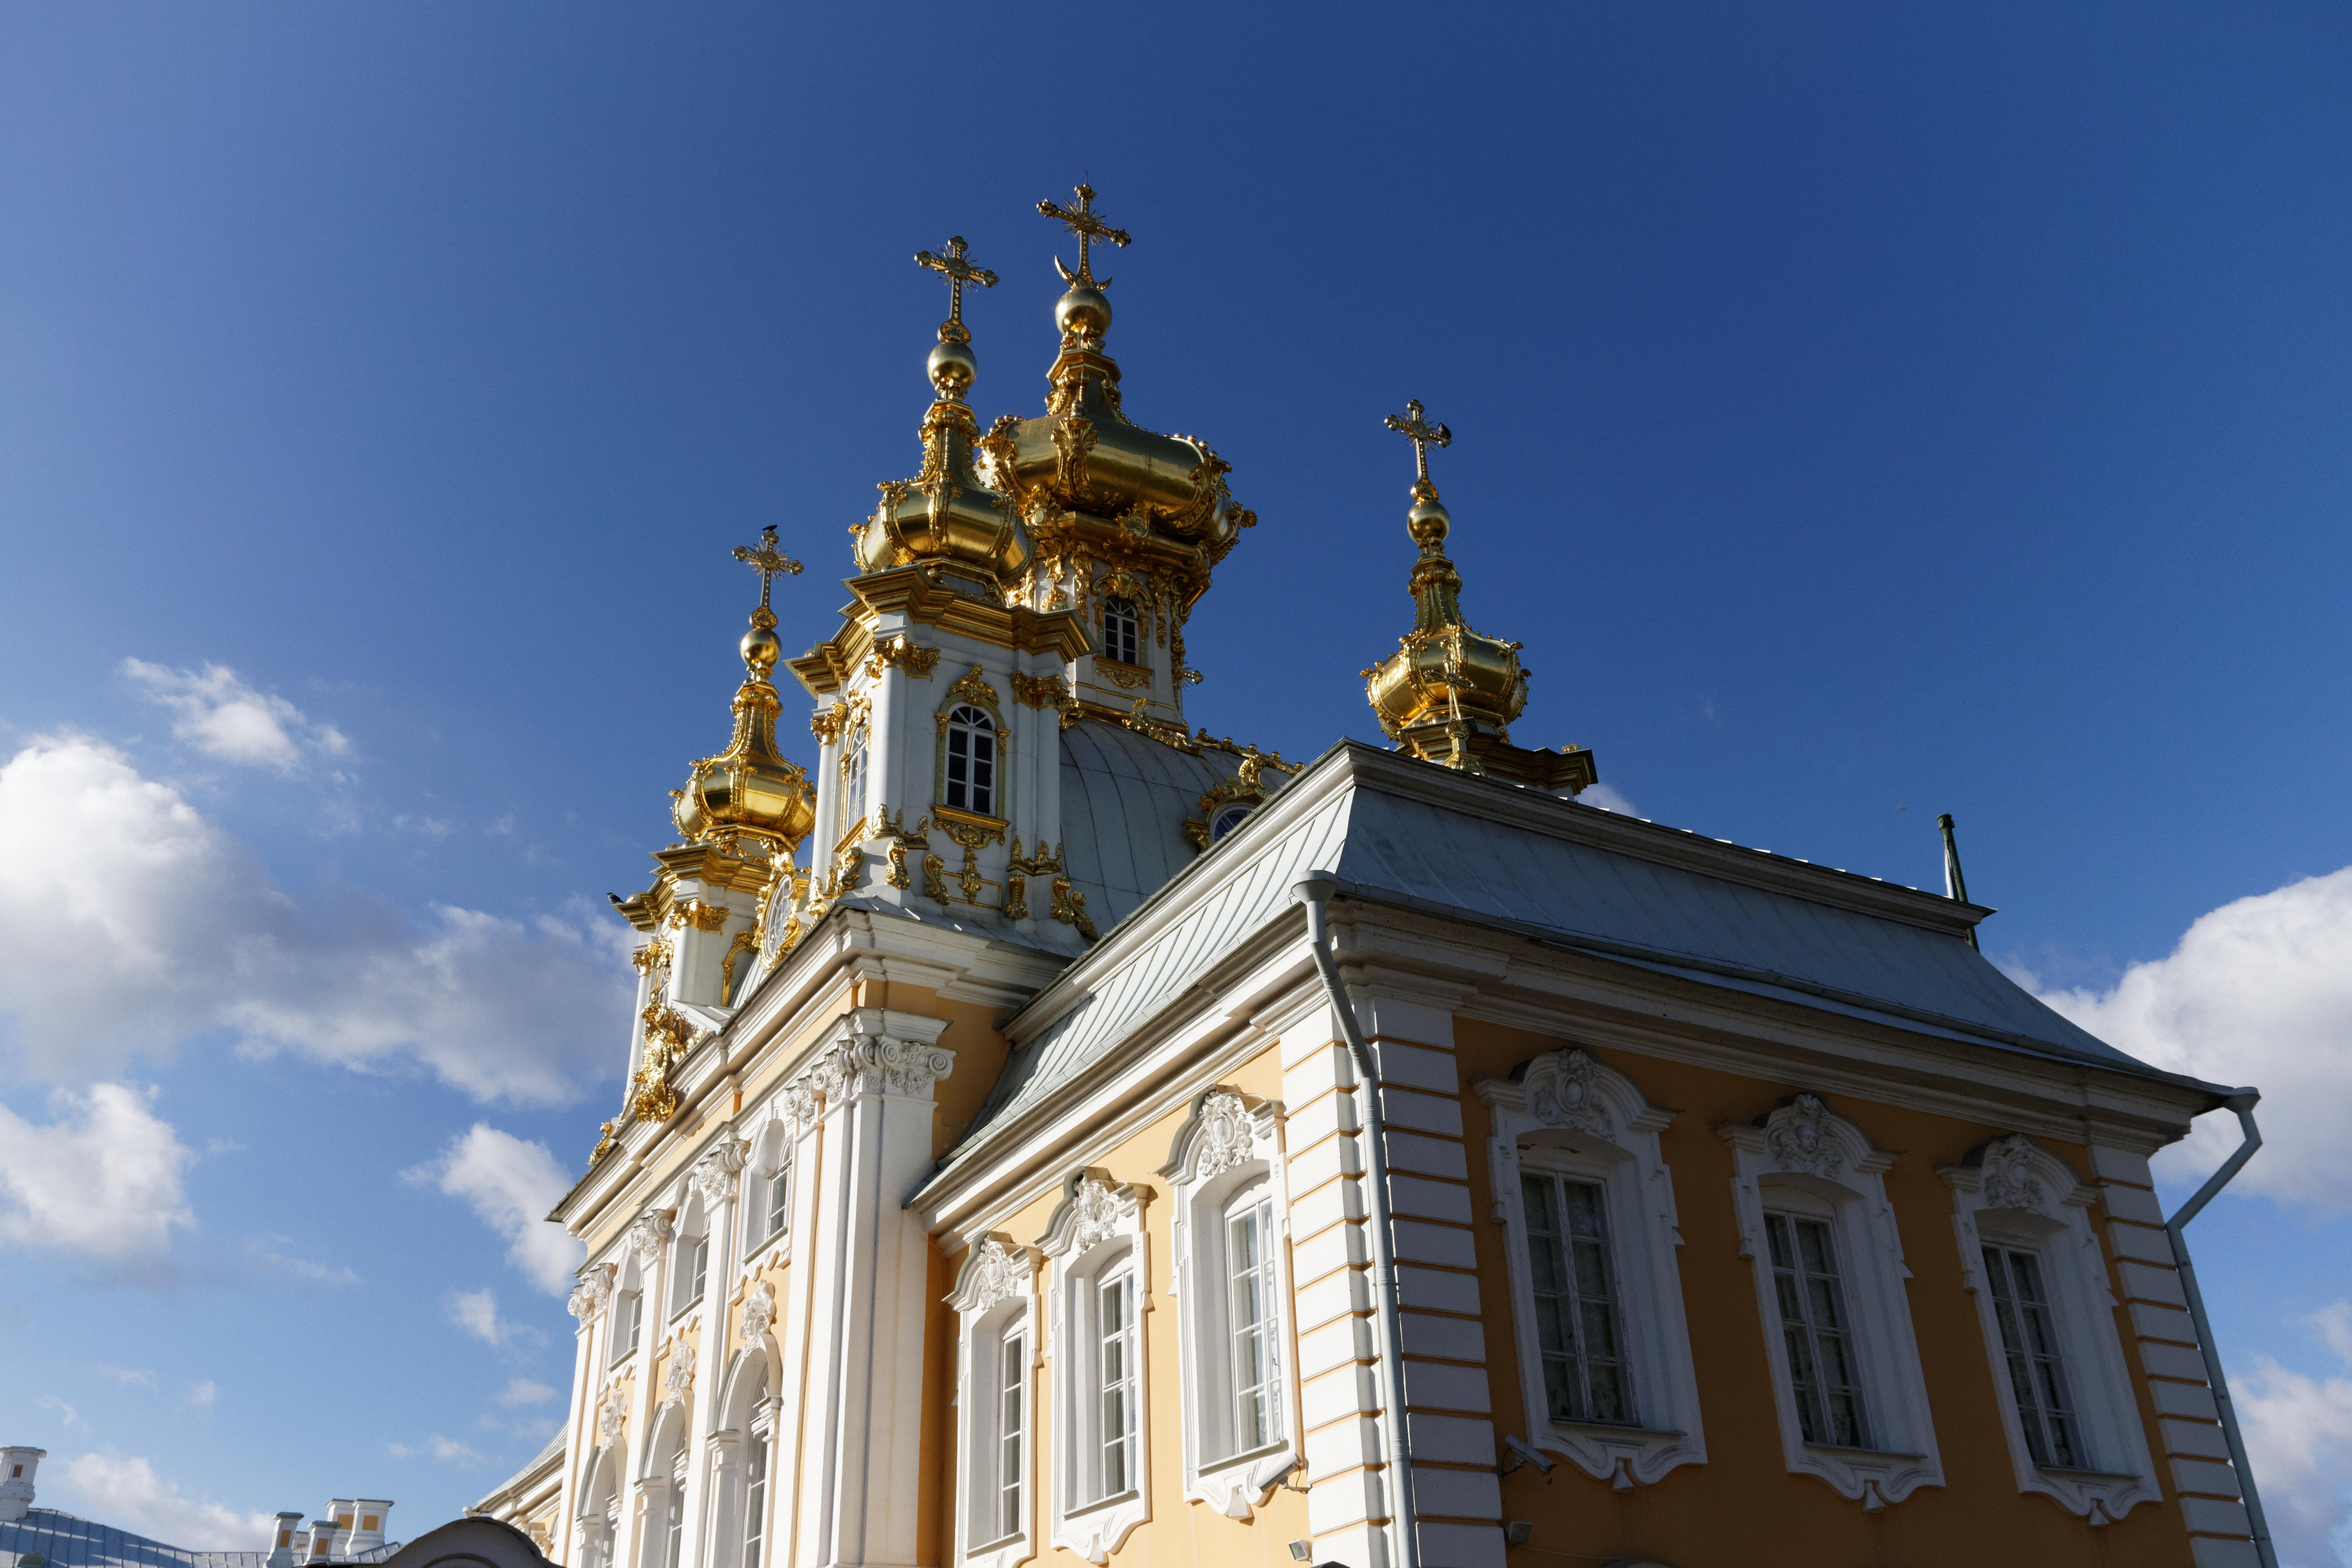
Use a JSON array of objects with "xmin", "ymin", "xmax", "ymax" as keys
[
  {"xmin": 590, "ymin": 1119, "xmax": 621, "ymax": 1165},
  {"xmin": 1049, "ymin": 876, "xmax": 1098, "ymax": 942},
  {"xmin": 567, "ymin": 1266, "xmax": 613, "ymax": 1323},
  {"xmin": 596, "ymin": 1398, "xmax": 624, "ymax": 1449},
  {"xmin": 829, "ymin": 1033, "xmax": 959, "ymax": 1101},
  {"xmin": 1011, "ymin": 671, "xmax": 1071, "ymax": 710},
  {"xmin": 867, "ymin": 636, "xmax": 941, "ymax": 680},
  {"xmin": 622, "ymin": 1211, "xmax": 673, "ymax": 1271},
  {"xmin": 741, "ymin": 1280, "xmax": 775, "ymax": 1346},
  {"xmin": 1978, "ymin": 1135, "xmax": 2050, "ymax": 1214},
  {"xmin": 1764, "ymin": 1094, "xmax": 1846, "ymax": 1179},
  {"xmin": 1194, "ymin": 1090, "xmax": 1257, "ymax": 1178},
  {"xmin": 1069, "ymin": 1177, "xmax": 1122, "ymax": 1255},
  {"xmin": 631, "ymin": 1005, "xmax": 696, "ymax": 1122},
  {"xmin": 659, "ymin": 1343, "xmax": 696, "ymax": 1411},
  {"xmin": 1524, "ymin": 1049, "xmax": 1616, "ymax": 1138},
  {"xmin": 689, "ymin": 1142, "xmax": 747, "ymax": 1208},
  {"xmin": 966, "ymin": 1237, "xmax": 1030, "ymax": 1313}
]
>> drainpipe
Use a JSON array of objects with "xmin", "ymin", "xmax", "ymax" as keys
[
  {"xmin": 1294, "ymin": 873, "xmax": 1421, "ymax": 1568},
  {"xmin": 2164, "ymin": 1091, "xmax": 2275, "ymax": 1568}
]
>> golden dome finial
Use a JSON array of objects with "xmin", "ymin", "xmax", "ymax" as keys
[
  {"xmin": 671, "ymin": 527, "xmax": 814, "ymax": 852},
  {"xmin": 1362, "ymin": 403, "xmax": 1529, "ymax": 774},
  {"xmin": 1038, "ymin": 183, "xmax": 1131, "ymax": 345},
  {"xmin": 914, "ymin": 236, "xmax": 999, "ymax": 398}
]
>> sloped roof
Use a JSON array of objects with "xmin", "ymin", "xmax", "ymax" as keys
[
  {"xmin": 0, "ymin": 1513, "xmax": 396, "ymax": 1568},
  {"xmin": 1057, "ymin": 720, "xmax": 1241, "ymax": 929},
  {"xmin": 938, "ymin": 742, "xmax": 2223, "ymax": 1181}
]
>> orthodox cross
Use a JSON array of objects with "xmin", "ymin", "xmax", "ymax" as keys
[
  {"xmin": 732, "ymin": 525, "xmax": 804, "ymax": 612},
  {"xmin": 1384, "ymin": 400, "xmax": 1452, "ymax": 488},
  {"xmin": 1037, "ymin": 183, "xmax": 1131, "ymax": 286},
  {"xmin": 913, "ymin": 236, "xmax": 998, "ymax": 327}
]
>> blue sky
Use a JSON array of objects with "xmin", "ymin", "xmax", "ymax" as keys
[{"xmin": 4, "ymin": 2, "xmax": 2351, "ymax": 1559}]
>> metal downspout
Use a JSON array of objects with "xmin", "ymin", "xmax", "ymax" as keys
[
  {"xmin": 2164, "ymin": 1092, "xmax": 2275, "ymax": 1568},
  {"xmin": 1294, "ymin": 873, "xmax": 1421, "ymax": 1568}
]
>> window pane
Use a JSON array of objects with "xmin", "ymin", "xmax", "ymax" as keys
[
  {"xmin": 1227, "ymin": 1199, "xmax": 1282, "ymax": 1453},
  {"xmin": 999, "ymin": 1331, "xmax": 1025, "ymax": 1539},
  {"xmin": 1099, "ymin": 1274, "xmax": 1135, "ymax": 1498},
  {"xmin": 1984, "ymin": 1246, "xmax": 2083, "ymax": 1470},
  {"xmin": 1769, "ymin": 1214, "xmax": 1867, "ymax": 1449},
  {"xmin": 1519, "ymin": 1171, "xmax": 1631, "ymax": 1426}
]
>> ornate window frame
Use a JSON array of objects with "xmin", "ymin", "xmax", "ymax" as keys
[
  {"xmin": 1038, "ymin": 1171, "xmax": 1152, "ymax": 1563},
  {"xmin": 950, "ymin": 1235, "xmax": 1040, "ymax": 1568},
  {"xmin": 1942, "ymin": 1135, "xmax": 2160, "ymax": 1524},
  {"xmin": 1475, "ymin": 1049, "xmax": 1706, "ymax": 1489},
  {"xmin": 1719, "ymin": 1095, "xmax": 1944, "ymax": 1509},
  {"xmin": 934, "ymin": 666, "xmax": 1010, "ymax": 822},
  {"xmin": 1157, "ymin": 1087, "xmax": 1299, "ymax": 1520},
  {"xmin": 1099, "ymin": 597, "xmax": 1145, "ymax": 670}
]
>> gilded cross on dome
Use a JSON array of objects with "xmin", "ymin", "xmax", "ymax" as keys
[
  {"xmin": 914, "ymin": 236, "xmax": 998, "ymax": 329},
  {"xmin": 1384, "ymin": 400, "xmax": 1452, "ymax": 495},
  {"xmin": 1037, "ymin": 183, "xmax": 1132, "ymax": 287},
  {"xmin": 733, "ymin": 525, "xmax": 804, "ymax": 614}
]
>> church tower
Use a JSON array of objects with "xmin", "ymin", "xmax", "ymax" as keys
[{"xmin": 507, "ymin": 183, "xmax": 2271, "ymax": 1568}]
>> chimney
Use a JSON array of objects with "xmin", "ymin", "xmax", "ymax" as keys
[
  {"xmin": 346, "ymin": 1500, "xmax": 393, "ymax": 1553},
  {"xmin": 327, "ymin": 1500, "xmax": 356, "ymax": 1559},
  {"xmin": 307, "ymin": 1519, "xmax": 338, "ymax": 1563},
  {"xmin": 266, "ymin": 1510, "xmax": 304, "ymax": 1568},
  {"xmin": 0, "ymin": 1446, "xmax": 44, "ymax": 1523}
]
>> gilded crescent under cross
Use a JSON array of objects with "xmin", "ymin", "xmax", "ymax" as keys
[{"xmin": 1037, "ymin": 183, "xmax": 1131, "ymax": 288}]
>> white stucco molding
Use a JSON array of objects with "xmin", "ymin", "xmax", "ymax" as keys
[
  {"xmin": 1719, "ymin": 1094, "xmax": 1945, "ymax": 1510},
  {"xmin": 806, "ymin": 1007, "xmax": 957, "ymax": 1107},
  {"xmin": 689, "ymin": 1140, "xmax": 747, "ymax": 1209},
  {"xmin": 569, "ymin": 1263, "xmax": 615, "ymax": 1325},
  {"xmin": 1475, "ymin": 1048, "xmax": 1708, "ymax": 1489},
  {"xmin": 1038, "ymin": 1171, "xmax": 1153, "ymax": 1564},
  {"xmin": 1941, "ymin": 1135, "xmax": 2160, "ymax": 1526},
  {"xmin": 949, "ymin": 1235, "xmax": 1041, "ymax": 1568},
  {"xmin": 1158, "ymin": 1086, "xmax": 1298, "ymax": 1522}
]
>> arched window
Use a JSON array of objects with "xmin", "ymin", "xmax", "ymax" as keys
[
  {"xmin": 741, "ymin": 1367, "xmax": 772, "ymax": 1568},
  {"xmin": 840, "ymin": 724, "xmax": 868, "ymax": 841},
  {"xmin": 1102, "ymin": 598, "xmax": 1141, "ymax": 666},
  {"xmin": 1209, "ymin": 805, "xmax": 1252, "ymax": 843},
  {"xmin": 945, "ymin": 705, "xmax": 996, "ymax": 817}
]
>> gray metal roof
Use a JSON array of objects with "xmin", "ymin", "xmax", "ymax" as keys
[
  {"xmin": 939, "ymin": 743, "xmax": 2210, "ymax": 1180},
  {"xmin": 1058, "ymin": 720, "xmax": 1251, "ymax": 928},
  {"xmin": 0, "ymin": 1513, "xmax": 396, "ymax": 1568}
]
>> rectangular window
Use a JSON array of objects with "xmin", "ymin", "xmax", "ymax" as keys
[
  {"xmin": 742, "ymin": 1433, "xmax": 768, "ymax": 1568},
  {"xmin": 610, "ymin": 1291, "xmax": 641, "ymax": 1366},
  {"xmin": 763, "ymin": 1167, "xmax": 790, "ymax": 1242},
  {"xmin": 1984, "ymin": 1245, "xmax": 2082, "ymax": 1468},
  {"xmin": 1098, "ymin": 1273, "xmax": 1137, "ymax": 1498},
  {"xmin": 1226, "ymin": 1198, "xmax": 1283, "ymax": 1453},
  {"xmin": 1766, "ymin": 1213, "xmax": 1868, "ymax": 1448},
  {"xmin": 840, "ymin": 735, "xmax": 867, "ymax": 841},
  {"xmin": 1519, "ymin": 1171, "xmax": 1632, "ymax": 1424},
  {"xmin": 660, "ymin": 1469, "xmax": 685, "ymax": 1568},
  {"xmin": 689, "ymin": 1236, "xmax": 708, "ymax": 1303},
  {"xmin": 996, "ymin": 1330, "xmax": 1026, "ymax": 1541},
  {"xmin": 1103, "ymin": 602, "xmax": 1140, "ymax": 666}
]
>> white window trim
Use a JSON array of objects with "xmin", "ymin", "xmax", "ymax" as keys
[
  {"xmin": 1038, "ymin": 1171, "xmax": 1152, "ymax": 1564},
  {"xmin": 949, "ymin": 1235, "xmax": 1039, "ymax": 1568},
  {"xmin": 1941, "ymin": 1135, "xmax": 2160, "ymax": 1524},
  {"xmin": 1475, "ymin": 1049, "xmax": 1707, "ymax": 1488},
  {"xmin": 671, "ymin": 1230, "xmax": 710, "ymax": 1322},
  {"xmin": 1719, "ymin": 1094, "xmax": 1945, "ymax": 1509},
  {"xmin": 1157, "ymin": 1086, "xmax": 1299, "ymax": 1521}
]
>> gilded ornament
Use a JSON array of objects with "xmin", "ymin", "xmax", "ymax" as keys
[
  {"xmin": 1011, "ymin": 671, "xmax": 1070, "ymax": 709},
  {"xmin": 1004, "ymin": 874, "xmax": 1028, "ymax": 921},
  {"xmin": 720, "ymin": 929, "xmax": 759, "ymax": 1005},
  {"xmin": 1094, "ymin": 658, "xmax": 1151, "ymax": 690},
  {"xmin": 867, "ymin": 637, "xmax": 942, "ymax": 679},
  {"xmin": 590, "ymin": 1120, "xmax": 621, "ymax": 1164},
  {"xmin": 922, "ymin": 852, "xmax": 951, "ymax": 904},
  {"xmin": 1049, "ymin": 876, "xmax": 1098, "ymax": 942}
]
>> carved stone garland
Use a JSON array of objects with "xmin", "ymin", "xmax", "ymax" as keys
[
  {"xmin": 1978, "ymin": 1134, "xmax": 2050, "ymax": 1214},
  {"xmin": 1523, "ymin": 1049, "xmax": 1617, "ymax": 1138},
  {"xmin": 659, "ymin": 1343, "xmax": 696, "ymax": 1411},
  {"xmin": 964, "ymin": 1237, "xmax": 1031, "ymax": 1314},
  {"xmin": 740, "ymin": 1280, "xmax": 775, "ymax": 1347},
  {"xmin": 1193, "ymin": 1090, "xmax": 1257, "ymax": 1178}
]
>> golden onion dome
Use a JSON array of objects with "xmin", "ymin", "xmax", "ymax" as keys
[
  {"xmin": 853, "ymin": 238, "xmax": 1033, "ymax": 586},
  {"xmin": 1363, "ymin": 403, "xmax": 1530, "ymax": 772},
  {"xmin": 987, "ymin": 185, "xmax": 1248, "ymax": 561},
  {"xmin": 671, "ymin": 529, "xmax": 817, "ymax": 851}
]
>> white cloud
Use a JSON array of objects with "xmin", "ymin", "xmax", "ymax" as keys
[
  {"xmin": 242, "ymin": 1235, "xmax": 362, "ymax": 1287},
  {"xmin": 182, "ymin": 1380, "xmax": 216, "ymax": 1411},
  {"xmin": 122, "ymin": 659, "xmax": 348, "ymax": 772},
  {"xmin": 2234, "ymin": 1305, "xmax": 2352, "ymax": 1568},
  {"xmin": 96, "ymin": 1363, "xmax": 159, "ymax": 1389},
  {"xmin": 2026, "ymin": 867, "xmax": 2352, "ymax": 1208},
  {"xmin": 38, "ymin": 1396, "xmax": 83, "ymax": 1429},
  {"xmin": 0, "ymin": 1084, "xmax": 194, "ymax": 1261},
  {"xmin": 0, "ymin": 734, "xmax": 631, "ymax": 1103},
  {"xmin": 55, "ymin": 1451, "xmax": 274, "ymax": 1550},
  {"xmin": 1578, "ymin": 783, "xmax": 1638, "ymax": 816},
  {"xmin": 429, "ymin": 1435, "xmax": 487, "ymax": 1464},
  {"xmin": 446, "ymin": 1286, "xmax": 511, "ymax": 1348},
  {"xmin": 496, "ymin": 1377, "xmax": 558, "ymax": 1407},
  {"xmin": 407, "ymin": 1125, "xmax": 585, "ymax": 1294}
]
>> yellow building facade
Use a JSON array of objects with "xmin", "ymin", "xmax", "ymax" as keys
[{"xmin": 472, "ymin": 187, "xmax": 2264, "ymax": 1568}]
